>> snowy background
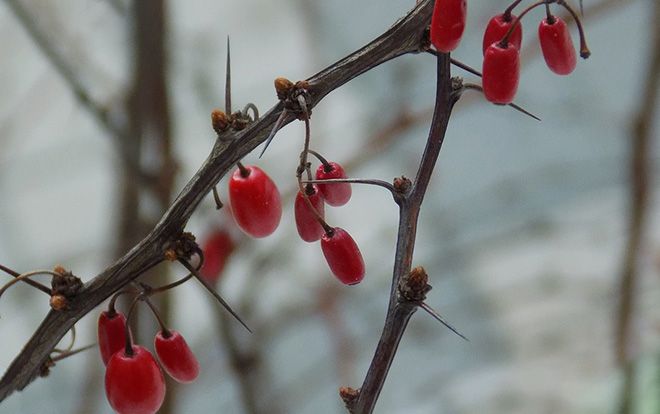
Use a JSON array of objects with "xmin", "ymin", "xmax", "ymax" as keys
[{"xmin": 0, "ymin": 0, "xmax": 658, "ymax": 413}]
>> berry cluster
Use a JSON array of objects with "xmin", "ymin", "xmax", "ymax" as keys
[
  {"xmin": 430, "ymin": 0, "xmax": 590, "ymax": 104},
  {"xmin": 296, "ymin": 157, "xmax": 365, "ymax": 286},
  {"xmin": 210, "ymin": 76, "xmax": 366, "ymax": 286},
  {"xmin": 98, "ymin": 299, "xmax": 199, "ymax": 414},
  {"xmin": 221, "ymin": 154, "xmax": 364, "ymax": 285}
]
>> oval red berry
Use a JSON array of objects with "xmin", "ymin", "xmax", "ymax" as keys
[
  {"xmin": 98, "ymin": 310, "xmax": 129, "ymax": 366},
  {"xmin": 315, "ymin": 162, "xmax": 351, "ymax": 207},
  {"xmin": 200, "ymin": 229, "xmax": 234, "ymax": 283},
  {"xmin": 482, "ymin": 42, "xmax": 520, "ymax": 104},
  {"xmin": 154, "ymin": 330, "xmax": 200, "ymax": 384},
  {"xmin": 482, "ymin": 14, "xmax": 522, "ymax": 55},
  {"xmin": 295, "ymin": 185, "xmax": 326, "ymax": 242},
  {"xmin": 105, "ymin": 345, "xmax": 165, "ymax": 414},
  {"xmin": 229, "ymin": 165, "xmax": 282, "ymax": 238},
  {"xmin": 538, "ymin": 17, "xmax": 577, "ymax": 75},
  {"xmin": 321, "ymin": 227, "xmax": 365, "ymax": 285},
  {"xmin": 430, "ymin": 0, "xmax": 467, "ymax": 52}
]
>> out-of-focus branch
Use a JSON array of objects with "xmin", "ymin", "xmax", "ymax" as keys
[
  {"xmin": 0, "ymin": 0, "xmax": 434, "ymax": 401},
  {"xmin": 3, "ymin": 0, "xmax": 156, "ymax": 184},
  {"xmin": 615, "ymin": 1, "xmax": 660, "ymax": 413},
  {"xmin": 615, "ymin": 0, "xmax": 660, "ymax": 368},
  {"xmin": 4, "ymin": 0, "xmax": 122, "ymax": 137}
]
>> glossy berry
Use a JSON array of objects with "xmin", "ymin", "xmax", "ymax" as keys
[
  {"xmin": 430, "ymin": 0, "xmax": 467, "ymax": 52},
  {"xmin": 200, "ymin": 229, "xmax": 235, "ymax": 283},
  {"xmin": 98, "ymin": 310, "xmax": 129, "ymax": 366},
  {"xmin": 154, "ymin": 330, "xmax": 200, "ymax": 384},
  {"xmin": 228, "ymin": 165, "xmax": 282, "ymax": 238},
  {"xmin": 294, "ymin": 185, "xmax": 326, "ymax": 242},
  {"xmin": 482, "ymin": 14, "xmax": 522, "ymax": 55},
  {"xmin": 105, "ymin": 345, "xmax": 165, "ymax": 414},
  {"xmin": 482, "ymin": 41, "xmax": 520, "ymax": 104},
  {"xmin": 538, "ymin": 16, "xmax": 577, "ymax": 75},
  {"xmin": 321, "ymin": 227, "xmax": 365, "ymax": 285},
  {"xmin": 315, "ymin": 162, "xmax": 351, "ymax": 207}
]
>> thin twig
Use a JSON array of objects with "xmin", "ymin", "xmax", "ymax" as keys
[{"xmin": 349, "ymin": 51, "xmax": 458, "ymax": 414}]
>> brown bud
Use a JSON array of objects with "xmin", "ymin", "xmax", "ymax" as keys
[
  {"xmin": 408, "ymin": 266, "xmax": 428, "ymax": 291},
  {"xmin": 50, "ymin": 294, "xmax": 68, "ymax": 311},
  {"xmin": 294, "ymin": 80, "xmax": 310, "ymax": 90},
  {"xmin": 211, "ymin": 109, "xmax": 229, "ymax": 133},
  {"xmin": 393, "ymin": 176, "xmax": 411, "ymax": 193},
  {"xmin": 339, "ymin": 386, "xmax": 359, "ymax": 408},
  {"xmin": 399, "ymin": 266, "xmax": 431, "ymax": 302},
  {"xmin": 274, "ymin": 77, "xmax": 294, "ymax": 100},
  {"xmin": 164, "ymin": 248, "xmax": 178, "ymax": 262},
  {"xmin": 53, "ymin": 265, "xmax": 67, "ymax": 275}
]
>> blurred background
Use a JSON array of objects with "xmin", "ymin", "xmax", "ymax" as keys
[{"xmin": 0, "ymin": 0, "xmax": 658, "ymax": 413}]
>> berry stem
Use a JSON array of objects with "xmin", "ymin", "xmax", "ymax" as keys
[
  {"xmin": 0, "ymin": 270, "xmax": 59, "ymax": 300},
  {"xmin": 503, "ymin": 0, "xmax": 525, "ymax": 20},
  {"xmin": 501, "ymin": 0, "xmax": 555, "ymax": 47},
  {"xmin": 124, "ymin": 295, "xmax": 143, "ymax": 357},
  {"xmin": 295, "ymin": 95, "xmax": 334, "ymax": 233},
  {"xmin": 242, "ymin": 103, "xmax": 259, "ymax": 121},
  {"xmin": 50, "ymin": 343, "xmax": 96, "ymax": 363},
  {"xmin": 302, "ymin": 178, "xmax": 396, "ymax": 195},
  {"xmin": 557, "ymin": 0, "xmax": 592, "ymax": 58},
  {"xmin": 143, "ymin": 296, "xmax": 171, "ymax": 338},
  {"xmin": 306, "ymin": 149, "xmax": 332, "ymax": 170},
  {"xmin": 545, "ymin": 3, "xmax": 555, "ymax": 23},
  {"xmin": 52, "ymin": 326, "xmax": 77, "ymax": 354},
  {"xmin": 236, "ymin": 161, "xmax": 250, "ymax": 178},
  {"xmin": 0, "ymin": 264, "xmax": 52, "ymax": 295},
  {"xmin": 212, "ymin": 186, "xmax": 223, "ymax": 210}
]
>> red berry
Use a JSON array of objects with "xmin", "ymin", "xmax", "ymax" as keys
[
  {"xmin": 482, "ymin": 14, "xmax": 522, "ymax": 55},
  {"xmin": 315, "ymin": 162, "xmax": 351, "ymax": 207},
  {"xmin": 321, "ymin": 227, "xmax": 365, "ymax": 285},
  {"xmin": 295, "ymin": 185, "xmax": 326, "ymax": 242},
  {"xmin": 98, "ymin": 310, "xmax": 129, "ymax": 366},
  {"xmin": 482, "ymin": 41, "xmax": 520, "ymax": 104},
  {"xmin": 154, "ymin": 330, "xmax": 200, "ymax": 384},
  {"xmin": 430, "ymin": 0, "xmax": 467, "ymax": 52},
  {"xmin": 538, "ymin": 17, "xmax": 577, "ymax": 75},
  {"xmin": 200, "ymin": 229, "xmax": 235, "ymax": 283},
  {"xmin": 228, "ymin": 165, "xmax": 282, "ymax": 238},
  {"xmin": 105, "ymin": 345, "xmax": 165, "ymax": 414}
]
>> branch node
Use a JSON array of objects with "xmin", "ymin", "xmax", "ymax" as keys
[
  {"xmin": 50, "ymin": 266, "xmax": 83, "ymax": 303},
  {"xmin": 398, "ymin": 266, "xmax": 431, "ymax": 303},
  {"xmin": 393, "ymin": 175, "xmax": 412, "ymax": 194},
  {"xmin": 339, "ymin": 386, "xmax": 360, "ymax": 410},
  {"xmin": 211, "ymin": 108, "xmax": 230, "ymax": 134},
  {"xmin": 164, "ymin": 232, "xmax": 198, "ymax": 262}
]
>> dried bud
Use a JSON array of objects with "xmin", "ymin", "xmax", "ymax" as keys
[
  {"xmin": 164, "ymin": 248, "xmax": 178, "ymax": 262},
  {"xmin": 211, "ymin": 109, "xmax": 229, "ymax": 133},
  {"xmin": 399, "ymin": 266, "xmax": 431, "ymax": 302},
  {"xmin": 53, "ymin": 265, "xmax": 67, "ymax": 275},
  {"xmin": 50, "ymin": 294, "xmax": 68, "ymax": 311},
  {"xmin": 339, "ymin": 386, "xmax": 359, "ymax": 408},
  {"xmin": 393, "ymin": 176, "xmax": 411, "ymax": 193},
  {"xmin": 408, "ymin": 266, "xmax": 428, "ymax": 291},
  {"xmin": 274, "ymin": 77, "xmax": 294, "ymax": 100},
  {"xmin": 294, "ymin": 80, "xmax": 310, "ymax": 90}
]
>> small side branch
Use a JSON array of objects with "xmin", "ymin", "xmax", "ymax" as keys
[{"xmin": 349, "ymin": 51, "xmax": 457, "ymax": 414}]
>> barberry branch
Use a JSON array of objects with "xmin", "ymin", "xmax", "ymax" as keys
[
  {"xmin": 0, "ymin": 0, "xmax": 434, "ymax": 401},
  {"xmin": 347, "ymin": 51, "xmax": 458, "ymax": 414}
]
